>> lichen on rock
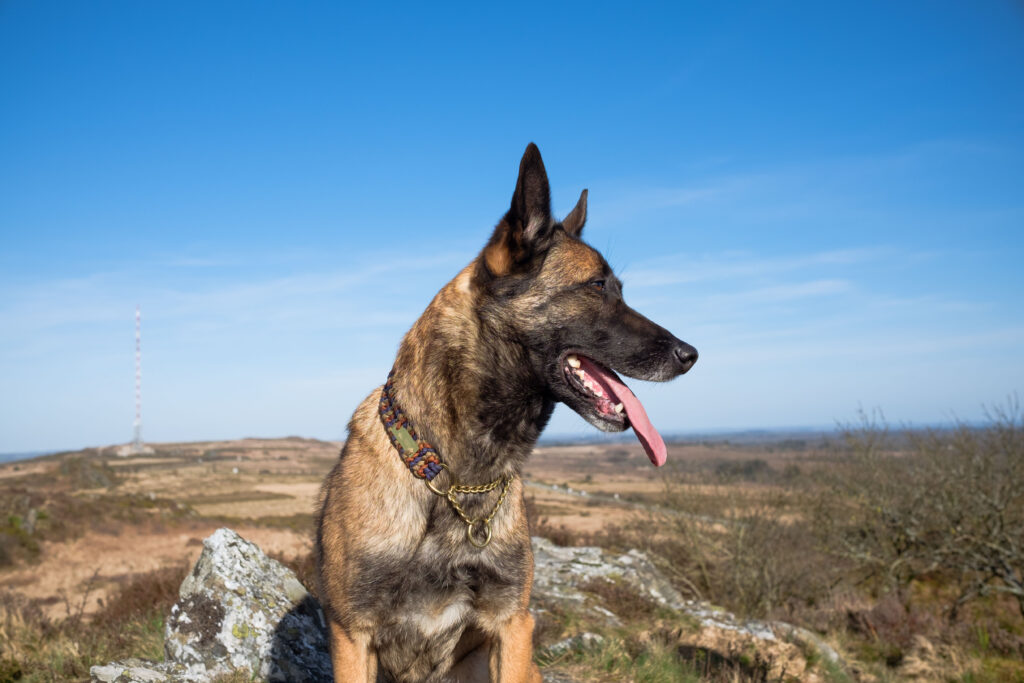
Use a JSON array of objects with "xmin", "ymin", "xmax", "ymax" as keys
[{"xmin": 93, "ymin": 527, "xmax": 331, "ymax": 682}]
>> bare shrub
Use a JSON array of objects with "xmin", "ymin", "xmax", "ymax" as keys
[
  {"xmin": 816, "ymin": 401, "xmax": 1024, "ymax": 621},
  {"xmin": 921, "ymin": 404, "xmax": 1024, "ymax": 620},
  {"xmin": 812, "ymin": 409, "xmax": 922, "ymax": 600},
  {"xmin": 93, "ymin": 564, "xmax": 188, "ymax": 630},
  {"xmin": 657, "ymin": 482, "xmax": 836, "ymax": 619},
  {"xmin": 844, "ymin": 595, "xmax": 938, "ymax": 665}
]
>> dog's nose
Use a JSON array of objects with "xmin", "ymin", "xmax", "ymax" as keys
[{"xmin": 673, "ymin": 343, "xmax": 698, "ymax": 373}]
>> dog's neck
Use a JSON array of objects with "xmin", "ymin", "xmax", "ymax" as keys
[{"xmin": 389, "ymin": 266, "xmax": 552, "ymax": 485}]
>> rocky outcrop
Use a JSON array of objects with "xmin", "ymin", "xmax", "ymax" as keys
[
  {"xmin": 92, "ymin": 528, "xmax": 330, "ymax": 682},
  {"xmin": 92, "ymin": 529, "xmax": 843, "ymax": 682},
  {"xmin": 531, "ymin": 535, "xmax": 687, "ymax": 618},
  {"xmin": 530, "ymin": 536, "xmax": 842, "ymax": 681}
]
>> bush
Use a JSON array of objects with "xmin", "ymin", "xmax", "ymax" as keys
[
  {"xmin": 816, "ymin": 402, "xmax": 1024, "ymax": 620},
  {"xmin": 656, "ymin": 481, "xmax": 836, "ymax": 619}
]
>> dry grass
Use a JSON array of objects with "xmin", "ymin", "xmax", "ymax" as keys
[
  {"xmin": 0, "ymin": 487, "xmax": 191, "ymax": 569},
  {"xmin": 579, "ymin": 577, "xmax": 660, "ymax": 622},
  {"xmin": 0, "ymin": 565, "xmax": 187, "ymax": 682},
  {"xmin": 2, "ymin": 427, "xmax": 1023, "ymax": 681}
]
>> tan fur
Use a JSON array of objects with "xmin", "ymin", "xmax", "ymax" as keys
[
  {"xmin": 318, "ymin": 266, "xmax": 541, "ymax": 682},
  {"xmin": 483, "ymin": 241, "xmax": 512, "ymax": 276},
  {"xmin": 542, "ymin": 238, "xmax": 603, "ymax": 283},
  {"xmin": 328, "ymin": 621, "xmax": 377, "ymax": 683},
  {"xmin": 489, "ymin": 611, "xmax": 542, "ymax": 683}
]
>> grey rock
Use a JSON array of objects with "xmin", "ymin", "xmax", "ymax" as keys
[
  {"xmin": 23, "ymin": 508, "xmax": 38, "ymax": 535},
  {"xmin": 541, "ymin": 674, "xmax": 582, "ymax": 683},
  {"xmin": 166, "ymin": 527, "xmax": 330, "ymax": 681},
  {"xmin": 684, "ymin": 601, "xmax": 780, "ymax": 641},
  {"xmin": 92, "ymin": 528, "xmax": 330, "ymax": 683},
  {"xmin": 772, "ymin": 621, "xmax": 843, "ymax": 665},
  {"xmin": 89, "ymin": 658, "xmax": 186, "ymax": 682},
  {"xmin": 540, "ymin": 632, "xmax": 605, "ymax": 659},
  {"xmin": 530, "ymin": 536, "xmax": 845, "ymax": 677},
  {"xmin": 529, "ymin": 535, "xmax": 686, "ymax": 625}
]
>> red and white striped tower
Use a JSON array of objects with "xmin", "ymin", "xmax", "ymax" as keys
[{"xmin": 131, "ymin": 305, "xmax": 143, "ymax": 452}]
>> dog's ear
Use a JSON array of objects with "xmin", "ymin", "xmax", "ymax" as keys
[
  {"xmin": 482, "ymin": 143, "xmax": 554, "ymax": 277},
  {"xmin": 562, "ymin": 189, "xmax": 588, "ymax": 238}
]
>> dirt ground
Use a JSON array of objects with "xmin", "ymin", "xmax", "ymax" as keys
[
  {"xmin": 2, "ymin": 523, "xmax": 311, "ymax": 619},
  {"xmin": 0, "ymin": 435, "xmax": 809, "ymax": 620}
]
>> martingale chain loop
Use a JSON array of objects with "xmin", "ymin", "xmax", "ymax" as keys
[{"xmin": 378, "ymin": 370, "xmax": 513, "ymax": 548}]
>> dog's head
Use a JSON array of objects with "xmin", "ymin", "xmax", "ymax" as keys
[{"xmin": 474, "ymin": 144, "xmax": 697, "ymax": 466}]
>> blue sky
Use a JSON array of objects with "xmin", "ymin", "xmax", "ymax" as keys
[{"xmin": 1, "ymin": 2, "xmax": 1022, "ymax": 452}]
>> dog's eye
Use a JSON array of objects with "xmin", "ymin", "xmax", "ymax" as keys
[{"xmin": 589, "ymin": 280, "xmax": 606, "ymax": 292}]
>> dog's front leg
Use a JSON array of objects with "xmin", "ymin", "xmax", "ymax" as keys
[
  {"xmin": 328, "ymin": 620, "xmax": 377, "ymax": 683},
  {"xmin": 488, "ymin": 609, "xmax": 542, "ymax": 683}
]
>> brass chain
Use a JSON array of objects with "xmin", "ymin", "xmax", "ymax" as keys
[{"xmin": 424, "ymin": 463, "xmax": 513, "ymax": 548}]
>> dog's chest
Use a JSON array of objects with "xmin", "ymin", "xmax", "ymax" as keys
[
  {"xmin": 365, "ymin": 552, "xmax": 517, "ymax": 682},
  {"xmin": 404, "ymin": 593, "xmax": 473, "ymax": 637},
  {"xmin": 350, "ymin": 525, "xmax": 528, "ymax": 676},
  {"xmin": 355, "ymin": 543, "xmax": 524, "ymax": 625}
]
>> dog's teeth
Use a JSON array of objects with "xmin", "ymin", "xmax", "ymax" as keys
[
  {"xmin": 593, "ymin": 386, "xmax": 603, "ymax": 397},
  {"xmin": 614, "ymin": 402, "xmax": 624, "ymax": 414},
  {"xmin": 567, "ymin": 355, "xmax": 581, "ymax": 368},
  {"xmin": 583, "ymin": 380, "xmax": 595, "ymax": 392}
]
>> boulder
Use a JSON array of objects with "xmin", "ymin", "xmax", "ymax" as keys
[
  {"xmin": 530, "ymin": 535, "xmax": 686, "ymax": 624},
  {"xmin": 92, "ymin": 528, "xmax": 331, "ymax": 682},
  {"xmin": 530, "ymin": 536, "xmax": 842, "ymax": 681}
]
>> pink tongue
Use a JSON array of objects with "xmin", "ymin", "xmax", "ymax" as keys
[{"xmin": 578, "ymin": 358, "xmax": 668, "ymax": 467}]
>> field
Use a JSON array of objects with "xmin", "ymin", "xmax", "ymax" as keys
[{"xmin": 1, "ymin": 417, "xmax": 1022, "ymax": 681}]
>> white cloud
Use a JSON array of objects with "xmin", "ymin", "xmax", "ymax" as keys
[{"xmin": 621, "ymin": 247, "xmax": 887, "ymax": 288}]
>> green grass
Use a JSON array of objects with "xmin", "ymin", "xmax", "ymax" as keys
[{"xmin": 543, "ymin": 636, "xmax": 702, "ymax": 683}]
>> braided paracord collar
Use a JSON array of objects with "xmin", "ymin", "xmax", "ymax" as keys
[
  {"xmin": 378, "ymin": 370, "xmax": 512, "ymax": 548},
  {"xmin": 379, "ymin": 371, "xmax": 444, "ymax": 480}
]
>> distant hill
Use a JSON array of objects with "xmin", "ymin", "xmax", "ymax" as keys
[
  {"xmin": 538, "ymin": 427, "xmax": 835, "ymax": 447},
  {"xmin": 0, "ymin": 450, "xmax": 55, "ymax": 465}
]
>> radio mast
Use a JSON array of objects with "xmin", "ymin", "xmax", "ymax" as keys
[
  {"xmin": 118, "ymin": 305, "xmax": 153, "ymax": 455},
  {"xmin": 131, "ymin": 305, "xmax": 143, "ymax": 452}
]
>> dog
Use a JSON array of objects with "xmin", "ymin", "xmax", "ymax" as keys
[{"xmin": 315, "ymin": 143, "xmax": 697, "ymax": 682}]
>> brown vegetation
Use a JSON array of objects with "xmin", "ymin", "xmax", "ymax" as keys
[
  {"xmin": 816, "ymin": 405, "xmax": 1024, "ymax": 621},
  {"xmin": 0, "ymin": 565, "xmax": 187, "ymax": 681},
  {"xmin": 1, "ymin": 420, "xmax": 1023, "ymax": 680},
  {"xmin": 532, "ymin": 404, "xmax": 1024, "ymax": 680}
]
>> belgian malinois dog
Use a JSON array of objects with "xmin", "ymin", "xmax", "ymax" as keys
[{"xmin": 316, "ymin": 144, "xmax": 697, "ymax": 682}]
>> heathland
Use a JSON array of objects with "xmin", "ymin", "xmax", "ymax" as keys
[{"xmin": 1, "ymin": 409, "xmax": 1022, "ymax": 682}]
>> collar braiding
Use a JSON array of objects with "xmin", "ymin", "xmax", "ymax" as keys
[
  {"xmin": 378, "ymin": 369, "xmax": 512, "ymax": 548},
  {"xmin": 379, "ymin": 371, "xmax": 444, "ymax": 480}
]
